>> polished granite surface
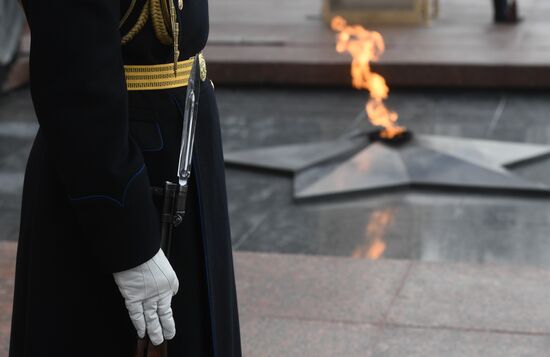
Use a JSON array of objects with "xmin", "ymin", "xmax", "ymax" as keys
[
  {"xmin": 218, "ymin": 87, "xmax": 550, "ymax": 269},
  {"xmin": 226, "ymin": 132, "xmax": 550, "ymax": 199},
  {"xmin": 2, "ymin": 87, "xmax": 550, "ymax": 268}
]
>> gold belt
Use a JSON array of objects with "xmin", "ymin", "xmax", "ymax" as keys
[{"xmin": 124, "ymin": 54, "xmax": 207, "ymax": 91}]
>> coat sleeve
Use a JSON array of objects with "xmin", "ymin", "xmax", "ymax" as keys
[{"xmin": 24, "ymin": 0, "xmax": 161, "ymax": 272}]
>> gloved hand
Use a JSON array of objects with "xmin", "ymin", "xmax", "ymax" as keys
[{"xmin": 113, "ymin": 248, "xmax": 179, "ymax": 346}]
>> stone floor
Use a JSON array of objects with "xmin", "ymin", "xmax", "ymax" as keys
[
  {"xmin": 218, "ymin": 86, "xmax": 550, "ymax": 269},
  {"xmin": 3, "ymin": 87, "xmax": 550, "ymax": 266},
  {"xmin": 236, "ymin": 252, "xmax": 550, "ymax": 356},
  {"xmin": 206, "ymin": 0, "xmax": 550, "ymax": 87},
  {"xmin": 2, "ymin": 243, "xmax": 550, "ymax": 356},
  {"xmin": 2, "ymin": 86, "xmax": 550, "ymax": 355}
]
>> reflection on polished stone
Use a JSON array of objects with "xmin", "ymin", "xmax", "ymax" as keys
[
  {"xmin": 226, "ymin": 133, "xmax": 550, "ymax": 199},
  {"xmin": 351, "ymin": 208, "xmax": 394, "ymax": 260},
  {"xmin": 221, "ymin": 89, "xmax": 550, "ymax": 269},
  {"xmin": 238, "ymin": 193, "xmax": 550, "ymax": 269}
]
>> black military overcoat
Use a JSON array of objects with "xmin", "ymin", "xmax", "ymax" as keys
[{"xmin": 9, "ymin": 0, "xmax": 241, "ymax": 356}]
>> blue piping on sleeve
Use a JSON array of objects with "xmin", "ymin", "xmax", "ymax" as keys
[{"xmin": 69, "ymin": 163, "xmax": 146, "ymax": 208}]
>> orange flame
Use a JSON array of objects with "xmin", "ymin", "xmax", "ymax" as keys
[{"xmin": 331, "ymin": 16, "xmax": 405, "ymax": 139}]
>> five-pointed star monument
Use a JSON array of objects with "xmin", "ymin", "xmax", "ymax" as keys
[{"xmin": 225, "ymin": 130, "xmax": 550, "ymax": 200}]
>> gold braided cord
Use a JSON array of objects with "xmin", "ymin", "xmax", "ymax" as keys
[
  {"xmin": 119, "ymin": 0, "xmax": 138, "ymax": 28},
  {"xmin": 160, "ymin": 0, "xmax": 172, "ymax": 31},
  {"xmin": 121, "ymin": 1, "xmax": 150, "ymax": 45},
  {"xmin": 120, "ymin": 0, "xmax": 183, "ymax": 52},
  {"xmin": 149, "ymin": 0, "xmax": 173, "ymax": 45}
]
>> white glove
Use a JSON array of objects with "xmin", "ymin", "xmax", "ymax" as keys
[{"xmin": 113, "ymin": 248, "xmax": 179, "ymax": 346}]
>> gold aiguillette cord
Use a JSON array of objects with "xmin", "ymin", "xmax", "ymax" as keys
[{"xmin": 169, "ymin": 0, "xmax": 180, "ymax": 77}]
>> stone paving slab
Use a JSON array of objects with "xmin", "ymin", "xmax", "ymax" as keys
[
  {"xmin": 372, "ymin": 326, "xmax": 550, "ymax": 357},
  {"xmin": 2, "ymin": 243, "xmax": 550, "ymax": 356},
  {"xmin": 235, "ymin": 252, "xmax": 550, "ymax": 356},
  {"xmin": 387, "ymin": 261, "xmax": 550, "ymax": 334},
  {"xmin": 0, "ymin": 242, "xmax": 16, "ymax": 357},
  {"xmin": 241, "ymin": 317, "xmax": 376, "ymax": 357},
  {"xmin": 235, "ymin": 251, "xmax": 411, "ymax": 324}
]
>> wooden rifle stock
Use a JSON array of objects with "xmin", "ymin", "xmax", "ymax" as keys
[
  {"xmin": 134, "ymin": 337, "xmax": 168, "ymax": 357},
  {"xmin": 137, "ymin": 181, "xmax": 184, "ymax": 357}
]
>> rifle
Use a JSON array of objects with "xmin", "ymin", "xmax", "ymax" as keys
[{"xmin": 134, "ymin": 52, "xmax": 202, "ymax": 357}]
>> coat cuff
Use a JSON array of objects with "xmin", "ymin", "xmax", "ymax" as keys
[{"xmin": 70, "ymin": 165, "xmax": 161, "ymax": 273}]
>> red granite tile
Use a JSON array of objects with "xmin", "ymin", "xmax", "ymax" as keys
[
  {"xmin": 241, "ymin": 317, "xmax": 377, "ymax": 356},
  {"xmin": 387, "ymin": 261, "xmax": 550, "ymax": 334},
  {"xmin": 0, "ymin": 242, "xmax": 16, "ymax": 357},
  {"xmin": 234, "ymin": 251, "xmax": 410, "ymax": 324}
]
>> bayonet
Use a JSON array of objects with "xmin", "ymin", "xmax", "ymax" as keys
[
  {"xmin": 177, "ymin": 56, "xmax": 201, "ymax": 187},
  {"xmin": 143, "ymin": 53, "xmax": 203, "ymax": 357},
  {"xmin": 158, "ymin": 53, "xmax": 201, "ymax": 254}
]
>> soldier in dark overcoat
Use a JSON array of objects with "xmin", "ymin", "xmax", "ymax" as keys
[{"xmin": 9, "ymin": 0, "xmax": 242, "ymax": 356}]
